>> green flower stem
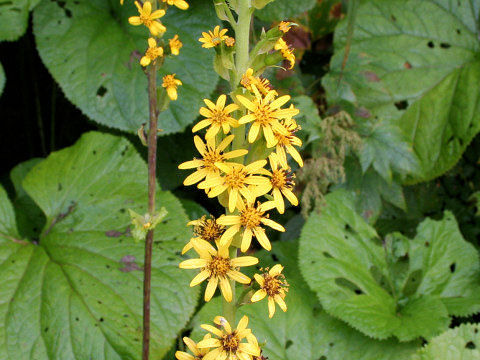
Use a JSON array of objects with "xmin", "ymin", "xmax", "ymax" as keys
[
  {"xmin": 224, "ymin": 0, "xmax": 252, "ymax": 327},
  {"xmin": 143, "ymin": 2, "xmax": 158, "ymax": 359}
]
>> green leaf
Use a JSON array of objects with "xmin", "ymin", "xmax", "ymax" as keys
[
  {"xmin": 0, "ymin": 62, "xmax": 5, "ymax": 97},
  {"xmin": 33, "ymin": 0, "xmax": 219, "ymax": 134},
  {"xmin": 324, "ymin": 0, "xmax": 480, "ymax": 183},
  {"xmin": 0, "ymin": 0, "xmax": 29, "ymax": 41},
  {"xmin": 190, "ymin": 241, "xmax": 420, "ymax": 359},
  {"xmin": 299, "ymin": 190, "xmax": 480, "ymax": 341},
  {"xmin": 9, "ymin": 158, "xmax": 46, "ymax": 240},
  {"xmin": 412, "ymin": 323, "xmax": 480, "ymax": 360},
  {"xmin": 256, "ymin": 0, "xmax": 316, "ymax": 22},
  {"xmin": 0, "ymin": 132, "xmax": 197, "ymax": 360},
  {"xmin": 291, "ymin": 95, "xmax": 322, "ymax": 144}
]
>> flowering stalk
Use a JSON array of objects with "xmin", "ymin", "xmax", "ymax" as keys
[
  {"xmin": 178, "ymin": 1, "xmax": 301, "ymax": 359},
  {"xmin": 124, "ymin": 0, "xmax": 187, "ymax": 358}
]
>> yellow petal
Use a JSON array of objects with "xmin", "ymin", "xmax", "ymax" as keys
[
  {"xmin": 227, "ymin": 270, "xmax": 250, "ymax": 284},
  {"xmin": 268, "ymin": 297, "xmax": 276, "ymax": 318},
  {"xmin": 175, "ymin": 351, "xmax": 195, "ymax": 360},
  {"xmin": 190, "ymin": 270, "xmax": 210, "ymax": 287},
  {"xmin": 236, "ymin": 95, "xmax": 257, "ymax": 112},
  {"xmin": 204, "ymin": 277, "xmax": 219, "ymax": 301},
  {"xmin": 272, "ymin": 188, "xmax": 285, "ymax": 214},
  {"xmin": 253, "ymin": 227, "xmax": 271, "ymax": 251},
  {"xmin": 140, "ymin": 56, "xmax": 151, "ymax": 67},
  {"xmin": 183, "ymin": 337, "xmax": 201, "ymax": 356},
  {"xmin": 240, "ymin": 228, "xmax": 253, "ymax": 253},
  {"xmin": 179, "ymin": 258, "xmax": 208, "ymax": 269},
  {"xmin": 231, "ymin": 256, "xmax": 259, "ymax": 267},
  {"xmin": 251, "ymin": 289, "xmax": 267, "ymax": 302},
  {"xmin": 261, "ymin": 217, "xmax": 285, "ymax": 232},
  {"xmin": 219, "ymin": 277, "xmax": 232, "ymax": 302},
  {"xmin": 216, "ymin": 94, "xmax": 226, "ymax": 108},
  {"xmin": 216, "ymin": 215, "xmax": 241, "ymax": 226},
  {"xmin": 197, "ymin": 337, "xmax": 222, "ymax": 349},
  {"xmin": 269, "ymin": 264, "xmax": 284, "ymax": 276},
  {"xmin": 248, "ymin": 122, "xmax": 260, "ymax": 143},
  {"xmin": 254, "ymin": 273, "xmax": 265, "ymax": 286},
  {"xmin": 224, "ymin": 149, "xmax": 248, "ymax": 159},
  {"xmin": 192, "ymin": 119, "xmax": 212, "ymax": 133},
  {"xmin": 238, "ymin": 342, "xmax": 260, "ymax": 357},
  {"xmin": 282, "ymin": 188, "xmax": 298, "ymax": 206},
  {"xmin": 200, "ymin": 324, "xmax": 223, "ymax": 337},
  {"xmin": 178, "ymin": 159, "xmax": 204, "ymax": 170},
  {"xmin": 275, "ymin": 294, "xmax": 287, "ymax": 312},
  {"xmin": 128, "ymin": 16, "xmax": 142, "ymax": 25},
  {"xmin": 269, "ymin": 95, "xmax": 290, "ymax": 110}
]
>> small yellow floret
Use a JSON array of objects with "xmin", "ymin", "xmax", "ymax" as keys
[
  {"xmin": 162, "ymin": 74, "xmax": 182, "ymax": 101},
  {"xmin": 140, "ymin": 38, "xmax": 163, "ymax": 67},
  {"xmin": 169, "ymin": 35, "xmax": 183, "ymax": 56},
  {"xmin": 128, "ymin": 1, "xmax": 166, "ymax": 36}
]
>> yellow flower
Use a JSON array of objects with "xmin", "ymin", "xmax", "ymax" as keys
[
  {"xmin": 217, "ymin": 199, "xmax": 284, "ymax": 252},
  {"xmin": 274, "ymin": 38, "xmax": 295, "ymax": 69},
  {"xmin": 169, "ymin": 35, "xmax": 183, "ymax": 55},
  {"xmin": 193, "ymin": 95, "xmax": 239, "ymax": 139},
  {"xmin": 162, "ymin": 74, "xmax": 182, "ymax": 100},
  {"xmin": 179, "ymin": 239, "xmax": 258, "ymax": 302},
  {"xmin": 278, "ymin": 21, "xmax": 292, "ymax": 33},
  {"xmin": 163, "ymin": 0, "xmax": 189, "ymax": 10},
  {"xmin": 175, "ymin": 335, "xmax": 212, "ymax": 360},
  {"xmin": 225, "ymin": 36, "xmax": 235, "ymax": 47},
  {"xmin": 197, "ymin": 315, "xmax": 261, "ymax": 360},
  {"xmin": 179, "ymin": 134, "xmax": 248, "ymax": 188},
  {"xmin": 274, "ymin": 116, "xmax": 303, "ymax": 167},
  {"xmin": 251, "ymin": 264, "xmax": 289, "ymax": 318},
  {"xmin": 236, "ymin": 87, "xmax": 299, "ymax": 148},
  {"xmin": 262, "ymin": 153, "xmax": 298, "ymax": 214},
  {"xmin": 199, "ymin": 25, "xmax": 229, "ymax": 48},
  {"xmin": 140, "ymin": 38, "xmax": 164, "ymax": 67},
  {"xmin": 128, "ymin": 1, "xmax": 166, "ymax": 36},
  {"xmin": 240, "ymin": 68, "xmax": 277, "ymax": 97},
  {"xmin": 182, "ymin": 215, "xmax": 225, "ymax": 254},
  {"xmin": 198, "ymin": 161, "xmax": 270, "ymax": 213}
]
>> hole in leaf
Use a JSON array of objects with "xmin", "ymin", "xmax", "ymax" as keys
[
  {"xmin": 466, "ymin": 341, "xmax": 476, "ymax": 349},
  {"xmin": 390, "ymin": 14, "xmax": 396, "ymax": 21},
  {"xmin": 96, "ymin": 86, "xmax": 107, "ymax": 97},
  {"xmin": 323, "ymin": 252, "xmax": 333, "ymax": 258},
  {"xmin": 335, "ymin": 278, "xmax": 363, "ymax": 295},
  {"xmin": 424, "ymin": 241, "xmax": 430, "ymax": 247},
  {"xmin": 456, "ymin": 29, "xmax": 461, "ymax": 35},
  {"xmin": 286, "ymin": 340, "xmax": 293, "ymax": 349},
  {"xmin": 100, "ymin": 317, "xmax": 104, "ymax": 322},
  {"xmin": 440, "ymin": 43, "xmax": 451, "ymax": 49},
  {"xmin": 450, "ymin": 263, "xmax": 456, "ymax": 273},
  {"xmin": 427, "ymin": 41, "xmax": 434, "ymax": 48},
  {"xmin": 394, "ymin": 100, "xmax": 408, "ymax": 110},
  {"xmin": 57, "ymin": 183, "xmax": 63, "ymax": 191}
]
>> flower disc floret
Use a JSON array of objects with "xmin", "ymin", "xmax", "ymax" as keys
[
  {"xmin": 182, "ymin": 215, "xmax": 225, "ymax": 254},
  {"xmin": 169, "ymin": 35, "xmax": 183, "ymax": 55},
  {"xmin": 140, "ymin": 38, "xmax": 164, "ymax": 67},
  {"xmin": 194, "ymin": 95, "xmax": 239, "ymax": 139}
]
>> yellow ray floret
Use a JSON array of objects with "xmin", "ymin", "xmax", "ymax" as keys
[
  {"xmin": 162, "ymin": 0, "xmax": 189, "ymax": 10},
  {"xmin": 129, "ymin": 1, "xmax": 166, "ymax": 36},
  {"xmin": 182, "ymin": 215, "xmax": 225, "ymax": 254},
  {"xmin": 197, "ymin": 315, "xmax": 261, "ymax": 360},
  {"xmin": 193, "ymin": 95, "xmax": 239, "ymax": 139},
  {"xmin": 175, "ymin": 335, "xmax": 212, "ymax": 360},
  {"xmin": 278, "ymin": 21, "xmax": 292, "ymax": 33},
  {"xmin": 162, "ymin": 74, "xmax": 182, "ymax": 100},
  {"xmin": 274, "ymin": 38, "xmax": 295, "ymax": 69},
  {"xmin": 179, "ymin": 239, "xmax": 258, "ymax": 302},
  {"xmin": 261, "ymin": 152, "xmax": 298, "ymax": 214},
  {"xmin": 240, "ymin": 68, "xmax": 277, "ymax": 97},
  {"xmin": 217, "ymin": 199, "xmax": 284, "ymax": 252},
  {"xmin": 199, "ymin": 25, "xmax": 229, "ymax": 48},
  {"xmin": 236, "ymin": 87, "xmax": 299, "ymax": 148},
  {"xmin": 178, "ymin": 135, "xmax": 248, "ymax": 187},
  {"xmin": 169, "ymin": 35, "xmax": 183, "ymax": 56},
  {"xmin": 251, "ymin": 264, "xmax": 289, "ymax": 318},
  {"xmin": 197, "ymin": 161, "xmax": 270, "ymax": 213},
  {"xmin": 140, "ymin": 38, "xmax": 164, "ymax": 67},
  {"xmin": 274, "ymin": 115, "xmax": 303, "ymax": 167}
]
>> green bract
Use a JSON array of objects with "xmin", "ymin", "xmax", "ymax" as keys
[
  {"xmin": 0, "ymin": 132, "xmax": 197, "ymax": 360},
  {"xmin": 299, "ymin": 190, "xmax": 480, "ymax": 341},
  {"xmin": 191, "ymin": 241, "xmax": 420, "ymax": 360},
  {"xmin": 33, "ymin": 0, "xmax": 219, "ymax": 134},
  {"xmin": 324, "ymin": 0, "xmax": 480, "ymax": 183},
  {"xmin": 412, "ymin": 324, "xmax": 480, "ymax": 360}
]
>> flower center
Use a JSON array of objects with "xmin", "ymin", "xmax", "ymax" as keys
[
  {"xmin": 203, "ymin": 149, "xmax": 224, "ymax": 172},
  {"xmin": 207, "ymin": 256, "xmax": 231, "ymax": 277},
  {"xmin": 146, "ymin": 47, "xmax": 161, "ymax": 60},
  {"xmin": 221, "ymin": 332, "xmax": 240, "ymax": 353},
  {"xmin": 262, "ymin": 274, "xmax": 285, "ymax": 297},
  {"xmin": 163, "ymin": 75, "xmax": 177, "ymax": 88},
  {"xmin": 240, "ymin": 206, "xmax": 263, "ymax": 229},
  {"xmin": 271, "ymin": 169, "xmax": 287, "ymax": 189},
  {"xmin": 210, "ymin": 109, "xmax": 228, "ymax": 125},
  {"xmin": 225, "ymin": 168, "xmax": 247, "ymax": 189},
  {"xmin": 254, "ymin": 103, "xmax": 274, "ymax": 126},
  {"xmin": 140, "ymin": 15, "xmax": 153, "ymax": 27},
  {"xmin": 194, "ymin": 217, "xmax": 224, "ymax": 242}
]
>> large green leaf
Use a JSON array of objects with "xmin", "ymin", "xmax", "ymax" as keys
[
  {"xmin": 0, "ymin": 62, "xmax": 5, "ymax": 97},
  {"xmin": 256, "ymin": 0, "xmax": 316, "ymax": 22},
  {"xmin": 190, "ymin": 241, "xmax": 420, "ymax": 360},
  {"xmin": 299, "ymin": 190, "xmax": 480, "ymax": 341},
  {"xmin": 33, "ymin": 0, "xmax": 219, "ymax": 134},
  {"xmin": 0, "ymin": 0, "xmax": 35, "ymax": 41},
  {"xmin": 324, "ymin": 0, "xmax": 480, "ymax": 183},
  {"xmin": 0, "ymin": 132, "xmax": 197, "ymax": 360},
  {"xmin": 412, "ymin": 324, "xmax": 480, "ymax": 360}
]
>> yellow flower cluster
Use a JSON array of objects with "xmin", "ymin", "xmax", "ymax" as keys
[{"xmin": 126, "ymin": 0, "xmax": 187, "ymax": 100}]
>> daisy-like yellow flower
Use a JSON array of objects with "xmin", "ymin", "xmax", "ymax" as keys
[
  {"xmin": 225, "ymin": 36, "xmax": 235, "ymax": 47},
  {"xmin": 128, "ymin": 1, "xmax": 166, "ymax": 36},
  {"xmin": 274, "ymin": 116, "xmax": 303, "ymax": 167},
  {"xmin": 274, "ymin": 38, "xmax": 295, "ymax": 69},
  {"xmin": 178, "ymin": 135, "xmax": 248, "ymax": 186},
  {"xmin": 179, "ymin": 239, "xmax": 258, "ymax": 302},
  {"xmin": 140, "ymin": 38, "xmax": 164, "ymax": 67},
  {"xmin": 262, "ymin": 153, "xmax": 298, "ymax": 214},
  {"xmin": 278, "ymin": 21, "xmax": 292, "ymax": 33},
  {"xmin": 236, "ymin": 87, "xmax": 299, "ymax": 148},
  {"xmin": 182, "ymin": 215, "xmax": 225, "ymax": 254},
  {"xmin": 198, "ymin": 161, "xmax": 270, "ymax": 212},
  {"xmin": 197, "ymin": 315, "xmax": 261, "ymax": 360},
  {"xmin": 175, "ymin": 335, "xmax": 212, "ymax": 360},
  {"xmin": 240, "ymin": 68, "xmax": 276, "ymax": 97},
  {"xmin": 162, "ymin": 74, "xmax": 182, "ymax": 100},
  {"xmin": 193, "ymin": 95, "xmax": 239, "ymax": 139},
  {"xmin": 217, "ymin": 199, "xmax": 284, "ymax": 252},
  {"xmin": 162, "ymin": 0, "xmax": 189, "ymax": 10},
  {"xmin": 251, "ymin": 264, "xmax": 289, "ymax": 318},
  {"xmin": 169, "ymin": 35, "xmax": 183, "ymax": 55},
  {"xmin": 199, "ymin": 25, "xmax": 229, "ymax": 48}
]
